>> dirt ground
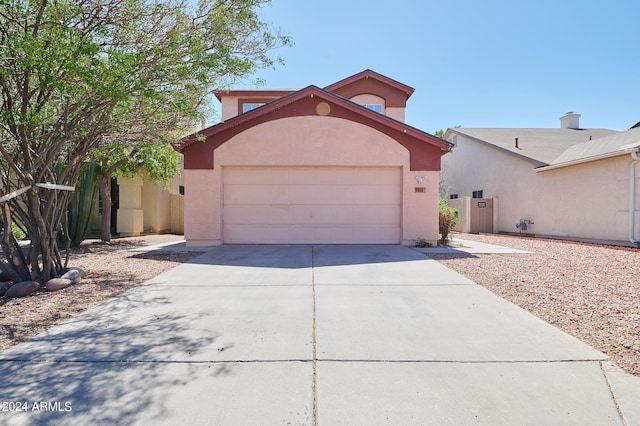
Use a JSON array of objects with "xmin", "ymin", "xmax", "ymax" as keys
[{"xmin": 0, "ymin": 234, "xmax": 200, "ymax": 351}]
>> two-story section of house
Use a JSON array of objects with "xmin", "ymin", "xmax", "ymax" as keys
[{"xmin": 177, "ymin": 70, "xmax": 451, "ymax": 246}]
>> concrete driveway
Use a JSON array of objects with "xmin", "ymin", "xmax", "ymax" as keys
[{"xmin": 0, "ymin": 245, "xmax": 637, "ymax": 425}]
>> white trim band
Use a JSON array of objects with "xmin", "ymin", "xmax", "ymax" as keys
[{"xmin": 0, "ymin": 183, "xmax": 75, "ymax": 203}]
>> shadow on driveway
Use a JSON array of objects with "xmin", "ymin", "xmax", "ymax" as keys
[{"xmin": 188, "ymin": 244, "xmax": 438, "ymax": 268}]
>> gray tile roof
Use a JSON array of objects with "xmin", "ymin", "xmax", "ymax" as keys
[
  {"xmin": 549, "ymin": 127, "xmax": 640, "ymax": 166},
  {"xmin": 450, "ymin": 128, "xmax": 619, "ymax": 165}
]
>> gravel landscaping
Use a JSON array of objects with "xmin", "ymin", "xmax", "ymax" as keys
[
  {"xmin": 0, "ymin": 234, "xmax": 201, "ymax": 352},
  {"xmin": 430, "ymin": 232, "xmax": 640, "ymax": 377}
]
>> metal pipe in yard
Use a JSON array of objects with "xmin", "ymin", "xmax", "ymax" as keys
[{"xmin": 629, "ymin": 149, "xmax": 640, "ymax": 246}]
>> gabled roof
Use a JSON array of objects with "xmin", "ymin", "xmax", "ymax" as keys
[
  {"xmin": 323, "ymin": 69, "xmax": 415, "ymax": 109},
  {"xmin": 446, "ymin": 127, "xmax": 619, "ymax": 166},
  {"xmin": 325, "ymin": 69, "xmax": 415, "ymax": 98},
  {"xmin": 177, "ymin": 84, "xmax": 451, "ymax": 171},
  {"xmin": 540, "ymin": 127, "xmax": 640, "ymax": 170}
]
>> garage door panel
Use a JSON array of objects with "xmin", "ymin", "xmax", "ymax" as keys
[
  {"xmin": 288, "ymin": 187, "xmax": 368, "ymax": 205},
  {"xmin": 355, "ymin": 167, "xmax": 402, "ymax": 185},
  {"xmin": 351, "ymin": 185, "xmax": 401, "ymax": 204},
  {"xmin": 223, "ymin": 167, "xmax": 401, "ymax": 244},
  {"xmin": 353, "ymin": 226, "xmax": 400, "ymax": 243},
  {"xmin": 225, "ymin": 206, "xmax": 292, "ymax": 225},
  {"xmin": 224, "ymin": 225, "xmax": 285, "ymax": 243},
  {"xmin": 225, "ymin": 167, "xmax": 292, "ymax": 185},
  {"xmin": 357, "ymin": 206, "xmax": 400, "ymax": 225},
  {"xmin": 225, "ymin": 185, "xmax": 290, "ymax": 204},
  {"xmin": 227, "ymin": 185, "xmax": 399, "ymax": 206}
]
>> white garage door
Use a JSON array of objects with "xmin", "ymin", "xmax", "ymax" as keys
[{"xmin": 223, "ymin": 166, "xmax": 401, "ymax": 244}]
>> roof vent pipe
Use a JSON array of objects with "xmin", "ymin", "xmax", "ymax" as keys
[
  {"xmin": 515, "ymin": 137, "xmax": 519, "ymax": 149},
  {"xmin": 560, "ymin": 112, "xmax": 581, "ymax": 129}
]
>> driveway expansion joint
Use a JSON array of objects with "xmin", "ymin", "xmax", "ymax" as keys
[
  {"xmin": 311, "ymin": 245, "xmax": 318, "ymax": 426},
  {"xmin": 314, "ymin": 359, "xmax": 609, "ymax": 364},
  {"xmin": 599, "ymin": 361, "xmax": 629, "ymax": 425},
  {"xmin": 0, "ymin": 358, "xmax": 316, "ymax": 364}
]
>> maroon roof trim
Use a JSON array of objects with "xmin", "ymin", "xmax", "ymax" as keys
[
  {"xmin": 324, "ymin": 69, "xmax": 415, "ymax": 98},
  {"xmin": 177, "ymin": 86, "xmax": 452, "ymax": 171},
  {"xmin": 213, "ymin": 89, "xmax": 296, "ymax": 102}
]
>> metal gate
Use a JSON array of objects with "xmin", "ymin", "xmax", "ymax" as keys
[{"xmin": 470, "ymin": 198, "xmax": 493, "ymax": 233}]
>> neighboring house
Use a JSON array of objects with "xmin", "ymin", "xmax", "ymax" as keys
[
  {"xmin": 441, "ymin": 112, "xmax": 640, "ymax": 246},
  {"xmin": 176, "ymin": 70, "xmax": 452, "ymax": 246},
  {"xmin": 90, "ymin": 168, "xmax": 185, "ymax": 237}
]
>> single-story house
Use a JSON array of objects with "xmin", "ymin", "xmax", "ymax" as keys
[
  {"xmin": 441, "ymin": 112, "xmax": 640, "ymax": 246},
  {"xmin": 176, "ymin": 70, "xmax": 452, "ymax": 246}
]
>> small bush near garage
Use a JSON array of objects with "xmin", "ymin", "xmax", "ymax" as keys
[{"xmin": 439, "ymin": 198, "xmax": 458, "ymax": 244}]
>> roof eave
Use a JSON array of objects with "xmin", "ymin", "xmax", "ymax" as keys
[
  {"xmin": 535, "ymin": 146, "xmax": 640, "ymax": 172},
  {"xmin": 324, "ymin": 69, "xmax": 416, "ymax": 98},
  {"xmin": 178, "ymin": 85, "xmax": 450, "ymax": 153}
]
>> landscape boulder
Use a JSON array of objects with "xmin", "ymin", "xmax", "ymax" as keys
[
  {"xmin": 0, "ymin": 270, "xmax": 10, "ymax": 282},
  {"xmin": 66, "ymin": 266, "xmax": 86, "ymax": 279},
  {"xmin": 61, "ymin": 269, "xmax": 82, "ymax": 285},
  {"xmin": 4, "ymin": 281, "xmax": 40, "ymax": 299},
  {"xmin": 46, "ymin": 278, "xmax": 73, "ymax": 292},
  {"xmin": 0, "ymin": 282, "xmax": 12, "ymax": 296}
]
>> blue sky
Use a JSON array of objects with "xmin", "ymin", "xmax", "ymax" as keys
[{"xmin": 219, "ymin": 0, "xmax": 639, "ymax": 133}]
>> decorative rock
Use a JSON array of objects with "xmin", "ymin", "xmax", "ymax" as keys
[
  {"xmin": 4, "ymin": 281, "xmax": 40, "ymax": 299},
  {"xmin": 66, "ymin": 266, "xmax": 86, "ymax": 279},
  {"xmin": 60, "ymin": 269, "xmax": 81, "ymax": 284},
  {"xmin": 0, "ymin": 282, "xmax": 12, "ymax": 296},
  {"xmin": 46, "ymin": 278, "xmax": 73, "ymax": 292},
  {"xmin": 0, "ymin": 271, "xmax": 10, "ymax": 282}
]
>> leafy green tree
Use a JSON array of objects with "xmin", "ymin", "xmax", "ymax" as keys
[{"xmin": 0, "ymin": 0, "xmax": 290, "ymax": 282}]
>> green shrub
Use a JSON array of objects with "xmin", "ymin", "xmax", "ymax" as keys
[
  {"xmin": 414, "ymin": 238, "xmax": 432, "ymax": 248},
  {"xmin": 11, "ymin": 222, "xmax": 26, "ymax": 240},
  {"xmin": 439, "ymin": 198, "xmax": 458, "ymax": 244}
]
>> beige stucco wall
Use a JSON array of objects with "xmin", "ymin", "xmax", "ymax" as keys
[
  {"xmin": 170, "ymin": 194, "xmax": 184, "ymax": 235},
  {"xmin": 220, "ymin": 97, "xmax": 239, "ymax": 121},
  {"xmin": 92, "ymin": 165, "xmax": 184, "ymax": 236},
  {"xmin": 183, "ymin": 116, "xmax": 439, "ymax": 246},
  {"xmin": 448, "ymin": 197, "xmax": 471, "ymax": 233},
  {"xmin": 441, "ymin": 133, "xmax": 639, "ymax": 243},
  {"xmin": 348, "ymin": 94, "xmax": 406, "ymax": 123},
  {"xmin": 141, "ymin": 171, "xmax": 172, "ymax": 234},
  {"xmin": 535, "ymin": 156, "xmax": 637, "ymax": 242},
  {"xmin": 117, "ymin": 176, "xmax": 143, "ymax": 236},
  {"xmin": 386, "ymin": 107, "xmax": 405, "ymax": 122},
  {"xmin": 350, "ymin": 94, "xmax": 386, "ymax": 112}
]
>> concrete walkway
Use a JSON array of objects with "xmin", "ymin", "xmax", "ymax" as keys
[
  {"xmin": 416, "ymin": 237, "xmax": 534, "ymax": 254},
  {"xmin": 0, "ymin": 245, "xmax": 638, "ymax": 425}
]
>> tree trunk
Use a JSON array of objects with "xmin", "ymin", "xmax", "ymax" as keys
[
  {"xmin": 98, "ymin": 174, "xmax": 112, "ymax": 242},
  {"xmin": 0, "ymin": 203, "xmax": 31, "ymax": 282}
]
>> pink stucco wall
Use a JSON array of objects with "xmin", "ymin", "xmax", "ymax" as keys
[{"xmin": 183, "ymin": 116, "xmax": 439, "ymax": 245}]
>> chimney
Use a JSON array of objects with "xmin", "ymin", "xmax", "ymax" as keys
[{"xmin": 560, "ymin": 112, "xmax": 580, "ymax": 129}]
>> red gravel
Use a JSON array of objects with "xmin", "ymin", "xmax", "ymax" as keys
[{"xmin": 430, "ymin": 233, "xmax": 640, "ymax": 377}]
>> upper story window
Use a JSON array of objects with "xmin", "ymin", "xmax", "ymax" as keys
[
  {"xmin": 242, "ymin": 103, "xmax": 265, "ymax": 113},
  {"xmin": 363, "ymin": 104, "xmax": 383, "ymax": 113},
  {"xmin": 472, "ymin": 190, "xmax": 484, "ymax": 199}
]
